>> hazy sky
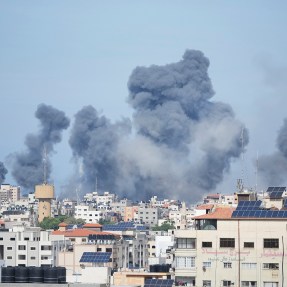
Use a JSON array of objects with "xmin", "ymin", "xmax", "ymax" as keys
[{"xmin": 1, "ymin": 1, "xmax": 287, "ymax": 199}]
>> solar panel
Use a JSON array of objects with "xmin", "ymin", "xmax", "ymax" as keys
[
  {"xmin": 79, "ymin": 252, "xmax": 112, "ymax": 263},
  {"xmin": 267, "ymin": 186, "xmax": 286, "ymax": 192},
  {"xmin": 269, "ymin": 191, "xmax": 284, "ymax": 199},
  {"xmin": 144, "ymin": 279, "xmax": 174, "ymax": 287}
]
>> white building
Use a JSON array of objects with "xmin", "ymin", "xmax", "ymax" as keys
[{"xmin": 75, "ymin": 204, "xmax": 105, "ymax": 223}]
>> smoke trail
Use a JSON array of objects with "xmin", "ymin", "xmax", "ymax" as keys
[
  {"xmin": 0, "ymin": 162, "xmax": 8, "ymax": 184},
  {"xmin": 11, "ymin": 104, "xmax": 70, "ymax": 190},
  {"xmin": 259, "ymin": 118, "xmax": 287, "ymax": 185},
  {"xmin": 69, "ymin": 50, "xmax": 248, "ymax": 202}
]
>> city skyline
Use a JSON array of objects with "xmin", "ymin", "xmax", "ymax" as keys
[{"xmin": 1, "ymin": 1, "xmax": 287, "ymax": 201}]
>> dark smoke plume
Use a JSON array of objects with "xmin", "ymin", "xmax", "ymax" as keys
[
  {"xmin": 69, "ymin": 50, "xmax": 248, "ymax": 202},
  {"xmin": 12, "ymin": 104, "xmax": 70, "ymax": 190},
  {"xmin": 259, "ymin": 119, "xmax": 287, "ymax": 185},
  {"xmin": 0, "ymin": 162, "xmax": 8, "ymax": 184}
]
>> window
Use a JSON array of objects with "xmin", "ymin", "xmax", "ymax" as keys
[
  {"xmin": 106, "ymin": 248, "xmax": 112, "ymax": 252},
  {"xmin": 176, "ymin": 238, "xmax": 196, "ymax": 249},
  {"xmin": 18, "ymin": 255, "xmax": 26, "ymax": 260},
  {"xmin": 242, "ymin": 263, "xmax": 257, "ymax": 269},
  {"xmin": 41, "ymin": 245, "xmax": 51, "ymax": 251},
  {"xmin": 31, "ymin": 247, "xmax": 36, "ymax": 250},
  {"xmin": 244, "ymin": 242, "xmax": 254, "ymax": 248},
  {"xmin": 7, "ymin": 256, "xmax": 12, "ymax": 259},
  {"xmin": 31, "ymin": 257, "xmax": 36, "ymax": 260},
  {"xmin": 224, "ymin": 262, "xmax": 232, "ymax": 268},
  {"xmin": 203, "ymin": 261, "xmax": 211, "ymax": 268},
  {"xmin": 7, "ymin": 247, "xmax": 12, "ymax": 250},
  {"xmin": 203, "ymin": 281, "xmax": 211, "ymax": 287},
  {"xmin": 97, "ymin": 248, "xmax": 102, "ymax": 251},
  {"xmin": 175, "ymin": 256, "xmax": 195, "ymax": 268},
  {"xmin": 82, "ymin": 238, "xmax": 86, "ymax": 242},
  {"xmin": 263, "ymin": 263, "xmax": 279, "ymax": 270},
  {"xmin": 220, "ymin": 238, "xmax": 235, "ymax": 248},
  {"xmin": 264, "ymin": 239, "xmax": 279, "ymax": 248},
  {"xmin": 223, "ymin": 281, "xmax": 232, "ymax": 287},
  {"xmin": 10, "ymin": 237, "xmax": 15, "ymax": 241},
  {"xmin": 41, "ymin": 256, "xmax": 49, "ymax": 260},
  {"xmin": 202, "ymin": 241, "xmax": 212, "ymax": 248},
  {"xmin": 242, "ymin": 281, "xmax": 257, "ymax": 287},
  {"xmin": 24, "ymin": 237, "xmax": 29, "ymax": 241},
  {"xmin": 0, "ymin": 237, "xmax": 3, "ymax": 241},
  {"xmin": 18, "ymin": 245, "xmax": 26, "ymax": 250}
]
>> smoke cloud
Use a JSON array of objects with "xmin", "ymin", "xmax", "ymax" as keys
[
  {"xmin": 0, "ymin": 162, "xmax": 8, "ymax": 184},
  {"xmin": 12, "ymin": 104, "xmax": 70, "ymax": 190},
  {"xmin": 259, "ymin": 118, "xmax": 287, "ymax": 185},
  {"xmin": 69, "ymin": 50, "xmax": 248, "ymax": 202}
]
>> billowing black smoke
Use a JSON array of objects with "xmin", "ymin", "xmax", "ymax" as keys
[
  {"xmin": 0, "ymin": 162, "xmax": 8, "ymax": 184},
  {"xmin": 69, "ymin": 50, "xmax": 248, "ymax": 202},
  {"xmin": 12, "ymin": 104, "xmax": 70, "ymax": 190},
  {"xmin": 259, "ymin": 119, "xmax": 287, "ymax": 185}
]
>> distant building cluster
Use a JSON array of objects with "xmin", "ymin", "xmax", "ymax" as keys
[{"xmin": 0, "ymin": 183, "xmax": 287, "ymax": 286}]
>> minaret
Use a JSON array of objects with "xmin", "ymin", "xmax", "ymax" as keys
[{"xmin": 34, "ymin": 146, "xmax": 55, "ymax": 223}]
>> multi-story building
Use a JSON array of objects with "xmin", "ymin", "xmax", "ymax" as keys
[
  {"xmin": 75, "ymin": 204, "xmax": 105, "ymax": 223},
  {"xmin": 137, "ymin": 204, "xmax": 160, "ymax": 227},
  {"xmin": 110, "ymin": 199, "xmax": 132, "ymax": 219},
  {"xmin": 0, "ymin": 225, "xmax": 67, "ymax": 267},
  {"xmin": 124, "ymin": 206, "xmax": 138, "ymax": 222},
  {"xmin": 84, "ymin": 191, "xmax": 117, "ymax": 205},
  {"xmin": 0, "ymin": 184, "xmax": 20, "ymax": 204},
  {"xmin": 173, "ymin": 200, "xmax": 287, "ymax": 287}
]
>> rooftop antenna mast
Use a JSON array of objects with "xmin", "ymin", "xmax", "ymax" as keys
[
  {"xmin": 237, "ymin": 127, "xmax": 245, "ymax": 192},
  {"xmin": 241, "ymin": 127, "xmax": 245, "ymax": 187},
  {"xmin": 42, "ymin": 145, "xmax": 47, "ymax": 184}
]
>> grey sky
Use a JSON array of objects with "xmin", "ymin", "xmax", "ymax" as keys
[{"xmin": 1, "ymin": 1, "xmax": 287, "ymax": 199}]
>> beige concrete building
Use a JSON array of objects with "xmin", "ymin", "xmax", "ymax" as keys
[
  {"xmin": 173, "ymin": 204, "xmax": 287, "ymax": 287},
  {"xmin": 124, "ymin": 206, "xmax": 138, "ymax": 222},
  {"xmin": 0, "ymin": 184, "xmax": 20, "ymax": 203}
]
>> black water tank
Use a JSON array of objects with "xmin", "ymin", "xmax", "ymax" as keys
[
  {"xmin": 57, "ymin": 266, "xmax": 66, "ymax": 284},
  {"xmin": 1, "ymin": 266, "xmax": 15, "ymax": 283},
  {"xmin": 14, "ymin": 266, "xmax": 29, "ymax": 283},
  {"xmin": 44, "ymin": 267, "xmax": 58, "ymax": 284},
  {"xmin": 161, "ymin": 264, "xmax": 169, "ymax": 272},
  {"xmin": 29, "ymin": 266, "xmax": 44, "ymax": 283}
]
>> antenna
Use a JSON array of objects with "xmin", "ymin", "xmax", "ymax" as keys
[
  {"xmin": 240, "ymin": 127, "xmax": 245, "ymax": 188},
  {"xmin": 42, "ymin": 145, "xmax": 47, "ymax": 184}
]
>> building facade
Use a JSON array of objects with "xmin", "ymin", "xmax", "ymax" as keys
[{"xmin": 173, "ymin": 206, "xmax": 287, "ymax": 287}]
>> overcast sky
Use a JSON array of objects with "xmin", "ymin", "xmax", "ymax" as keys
[{"xmin": 1, "ymin": 1, "xmax": 287, "ymax": 199}]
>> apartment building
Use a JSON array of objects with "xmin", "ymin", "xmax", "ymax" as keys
[
  {"xmin": 173, "ymin": 201, "xmax": 287, "ymax": 287},
  {"xmin": 74, "ymin": 204, "xmax": 105, "ymax": 223},
  {"xmin": 0, "ymin": 184, "xmax": 20, "ymax": 204},
  {"xmin": 0, "ymin": 225, "xmax": 66, "ymax": 267},
  {"xmin": 137, "ymin": 204, "xmax": 160, "ymax": 227},
  {"xmin": 84, "ymin": 191, "xmax": 117, "ymax": 205}
]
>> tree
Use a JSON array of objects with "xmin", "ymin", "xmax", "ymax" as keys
[
  {"xmin": 39, "ymin": 217, "xmax": 62, "ymax": 230},
  {"xmin": 152, "ymin": 221, "xmax": 175, "ymax": 232}
]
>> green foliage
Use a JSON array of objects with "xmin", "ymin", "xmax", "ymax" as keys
[
  {"xmin": 38, "ymin": 215, "xmax": 85, "ymax": 230},
  {"xmin": 152, "ymin": 221, "xmax": 175, "ymax": 232},
  {"xmin": 39, "ymin": 217, "xmax": 62, "ymax": 230}
]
